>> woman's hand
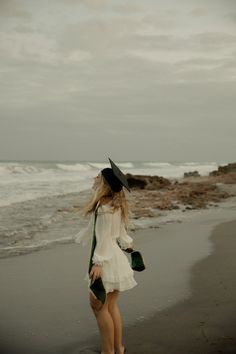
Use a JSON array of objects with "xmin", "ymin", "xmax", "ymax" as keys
[
  {"xmin": 129, "ymin": 241, "xmax": 134, "ymax": 249},
  {"xmin": 89, "ymin": 265, "xmax": 102, "ymax": 283}
]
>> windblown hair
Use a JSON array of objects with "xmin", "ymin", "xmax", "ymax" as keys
[{"xmin": 80, "ymin": 173, "xmax": 130, "ymax": 228}]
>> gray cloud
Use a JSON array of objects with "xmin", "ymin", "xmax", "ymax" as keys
[
  {"xmin": 0, "ymin": 0, "xmax": 235, "ymax": 161},
  {"xmin": 226, "ymin": 11, "xmax": 236, "ymax": 23},
  {"xmin": 59, "ymin": 0, "xmax": 109, "ymax": 11},
  {"xmin": 0, "ymin": 0, "xmax": 31, "ymax": 18},
  {"xmin": 190, "ymin": 8, "xmax": 208, "ymax": 16},
  {"xmin": 112, "ymin": 3, "xmax": 145, "ymax": 15}
]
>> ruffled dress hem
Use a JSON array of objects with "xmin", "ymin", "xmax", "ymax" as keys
[
  {"xmin": 84, "ymin": 272, "xmax": 137, "ymax": 294},
  {"xmin": 103, "ymin": 278, "xmax": 138, "ymax": 293}
]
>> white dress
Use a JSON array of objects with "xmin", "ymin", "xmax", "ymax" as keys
[{"xmin": 75, "ymin": 203, "xmax": 137, "ymax": 293}]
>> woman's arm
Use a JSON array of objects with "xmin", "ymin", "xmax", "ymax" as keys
[
  {"xmin": 89, "ymin": 207, "xmax": 114, "ymax": 280},
  {"xmin": 92, "ymin": 208, "xmax": 114, "ymax": 266},
  {"xmin": 117, "ymin": 218, "xmax": 134, "ymax": 250},
  {"xmin": 74, "ymin": 214, "xmax": 94, "ymax": 246}
]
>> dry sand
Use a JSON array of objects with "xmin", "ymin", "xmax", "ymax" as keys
[{"xmin": 0, "ymin": 215, "xmax": 236, "ymax": 354}]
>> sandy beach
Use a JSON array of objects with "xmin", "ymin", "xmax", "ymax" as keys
[
  {"xmin": 0, "ymin": 202, "xmax": 236, "ymax": 354},
  {"xmin": 122, "ymin": 219, "xmax": 236, "ymax": 354}
]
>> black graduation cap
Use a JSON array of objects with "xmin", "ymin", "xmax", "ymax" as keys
[{"xmin": 101, "ymin": 157, "xmax": 131, "ymax": 193}]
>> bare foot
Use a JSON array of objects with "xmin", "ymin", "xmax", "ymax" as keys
[{"xmin": 116, "ymin": 345, "xmax": 126, "ymax": 354}]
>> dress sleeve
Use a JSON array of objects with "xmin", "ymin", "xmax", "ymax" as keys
[
  {"xmin": 117, "ymin": 217, "xmax": 134, "ymax": 250},
  {"xmin": 92, "ymin": 207, "xmax": 114, "ymax": 266},
  {"xmin": 74, "ymin": 213, "xmax": 94, "ymax": 246}
]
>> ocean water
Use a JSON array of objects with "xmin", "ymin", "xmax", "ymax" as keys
[
  {"xmin": 0, "ymin": 160, "xmax": 220, "ymax": 207},
  {"xmin": 0, "ymin": 160, "xmax": 221, "ymax": 258}
]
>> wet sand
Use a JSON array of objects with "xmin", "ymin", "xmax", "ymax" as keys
[
  {"xmin": 64, "ymin": 219, "xmax": 236, "ymax": 354},
  {"xmin": 123, "ymin": 219, "xmax": 236, "ymax": 354},
  {"xmin": 0, "ymin": 217, "xmax": 236, "ymax": 354}
]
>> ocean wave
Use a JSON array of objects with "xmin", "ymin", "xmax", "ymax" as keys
[
  {"xmin": 116, "ymin": 162, "xmax": 133, "ymax": 168},
  {"xmin": 88, "ymin": 162, "xmax": 109, "ymax": 169},
  {"xmin": 182, "ymin": 162, "xmax": 217, "ymax": 167},
  {"xmin": 0, "ymin": 236, "xmax": 75, "ymax": 259},
  {"xmin": 143, "ymin": 162, "xmax": 172, "ymax": 167},
  {"xmin": 56, "ymin": 163, "xmax": 92, "ymax": 172},
  {"xmin": 0, "ymin": 163, "xmax": 43, "ymax": 176},
  {"xmin": 89, "ymin": 162, "xmax": 133, "ymax": 169},
  {"xmin": 0, "ymin": 161, "xmax": 220, "ymax": 207}
]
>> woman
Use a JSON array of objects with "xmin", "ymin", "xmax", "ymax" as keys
[{"xmin": 75, "ymin": 166, "xmax": 137, "ymax": 354}]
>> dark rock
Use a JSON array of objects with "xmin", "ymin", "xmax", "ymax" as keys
[
  {"xmin": 184, "ymin": 171, "xmax": 200, "ymax": 178},
  {"xmin": 172, "ymin": 205, "xmax": 180, "ymax": 209},
  {"xmin": 126, "ymin": 173, "xmax": 171, "ymax": 190},
  {"xmin": 210, "ymin": 163, "xmax": 236, "ymax": 176},
  {"xmin": 126, "ymin": 175, "xmax": 147, "ymax": 189}
]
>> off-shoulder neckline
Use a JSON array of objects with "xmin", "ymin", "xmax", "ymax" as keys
[
  {"xmin": 99, "ymin": 203, "xmax": 113, "ymax": 208},
  {"xmin": 98, "ymin": 203, "xmax": 121, "ymax": 212}
]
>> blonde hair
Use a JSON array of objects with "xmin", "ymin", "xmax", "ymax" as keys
[{"xmin": 80, "ymin": 173, "xmax": 130, "ymax": 228}]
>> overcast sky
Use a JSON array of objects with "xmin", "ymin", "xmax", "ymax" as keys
[{"xmin": 0, "ymin": 0, "xmax": 235, "ymax": 162}]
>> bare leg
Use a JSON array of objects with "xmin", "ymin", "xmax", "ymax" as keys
[
  {"xmin": 89, "ymin": 291, "xmax": 115, "ymax": 354},
  {"xmin": 107, "ymin": 290, "xmax": 125, "ymax": 354}
]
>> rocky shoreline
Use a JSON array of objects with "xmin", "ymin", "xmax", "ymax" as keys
[
  {"xmin": 128, "ymin": 163, "xmax": 236, "ymax": 219},
  {"xmin": 69, "ymin": 163, "xmax": 236, "ymax": 220}
]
